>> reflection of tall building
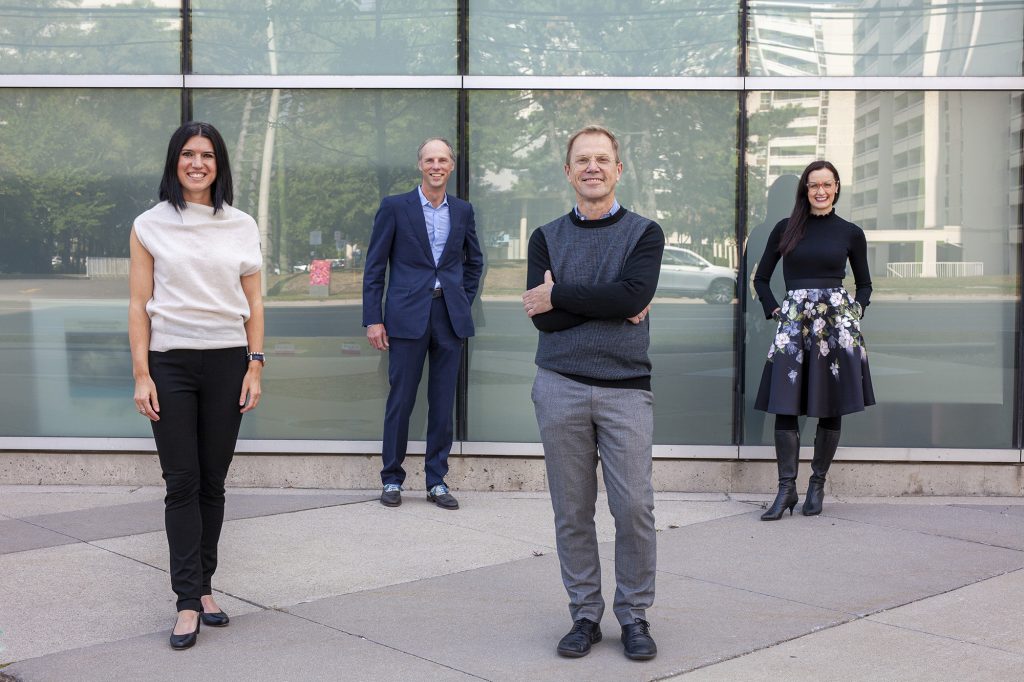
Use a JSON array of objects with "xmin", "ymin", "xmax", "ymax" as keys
[
  {"xmin": 747, "ymin": 4, "xmax": 853, "ymax": 186},
  {"xmin": 850, "ymin": 3, "xmax": 1020, "ymax": 276},
  {"xmin": 852, "ymin": 0, "xmax": 1024, "ymax": 76}
]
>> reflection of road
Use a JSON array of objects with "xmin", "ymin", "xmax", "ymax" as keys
[{"xmin": 0, "ymin": 297, "xmax": 1017, "ymax": 449}]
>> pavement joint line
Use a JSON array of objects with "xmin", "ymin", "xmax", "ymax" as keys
[
  {"xmin": 819, "ymin": 508, "xmax": 1024, "ymax": 554},
  {"xmin": 653, "ymin": 616, "xmax": 861, "ymax": 679},
  {"xmin": 648, "ymin": 567, "xmax": 1024, "ymax": 682},
  {"xmin": 1, "ymin": 494, "xmax": 378, "ymax": 554},
  {"xmin": 654, "ymin": 564, "xmax": 861, "ymax": 619},
  {"xmin": 863, "ymin": 612, "xmax": 1024, "ymax": 658},
  {"xmin": 274, "ymin": 606, "xmax": 492, "ymax": 681}
]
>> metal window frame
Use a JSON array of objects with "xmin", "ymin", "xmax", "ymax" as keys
[{"xmin": 0, "ymin": 437, "xmax": 1019, "ymax": 464}]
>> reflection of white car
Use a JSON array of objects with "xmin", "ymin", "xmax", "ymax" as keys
[{"xmin": 658, "ymin": 246, "xmax": 737, "ymax": 304}]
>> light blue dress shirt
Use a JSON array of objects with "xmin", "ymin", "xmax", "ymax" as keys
[
  {"xmin": 418, "ymin": 185, "xmax": 450, "ymax": 289},
  {"xmin": 574, "ymin": 199, "xmax": 620, "ymax": 221}
]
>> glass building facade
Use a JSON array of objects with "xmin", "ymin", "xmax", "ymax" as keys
[{"xmin": 1, "ymin": 1, "xmax": 1022, "ymax": 463}]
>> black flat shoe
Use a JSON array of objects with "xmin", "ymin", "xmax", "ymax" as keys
[
  {"xmin": 556, "ymin": 617, "xmax": 602, "ymax": 658},
  {"xmin": 169, "ymin": 618, "xmax": 200, "ymax": 650},
  {"xmin": 200, "ymin": 610, "xmax": 230, "ymax": 627},
  {"xmin": 621, "ymin": 618, "xmax": 657, "ymax": 661}
]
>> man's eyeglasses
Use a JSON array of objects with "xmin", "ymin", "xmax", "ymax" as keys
[{"xmin": 806, "ymin": 182, "xmax": 836, "ymax": 192}]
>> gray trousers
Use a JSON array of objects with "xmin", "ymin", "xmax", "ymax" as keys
[{"xmin": 532, "ymin": 367, "xmax": 656, "ymax": 626}]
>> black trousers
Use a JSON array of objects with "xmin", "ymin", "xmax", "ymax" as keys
[{"xmin": 149, "ymin": 347, "xmax": 247, "ymax": 612}]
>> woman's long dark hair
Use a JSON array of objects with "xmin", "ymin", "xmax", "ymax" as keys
[
  {"xmin": 158, "ymin": 121, "xmax": 234, "ymax": 213},
  {"xmin": 779, "ymin": 160, "xmax": 841, "ymax": 255}
]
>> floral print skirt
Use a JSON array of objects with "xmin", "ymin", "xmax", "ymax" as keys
[{"xmin": 755, "ymin": 287, "xmax": 875, "ymax": 417}]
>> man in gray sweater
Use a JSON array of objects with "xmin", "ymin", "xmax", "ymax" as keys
[{"xmin": 522, "ymin": 125, "xmax": 664, "ymax": 661}]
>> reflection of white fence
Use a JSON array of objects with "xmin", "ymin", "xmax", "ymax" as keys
[
  {"xmin": 886, "ymin": 262, "xmax": 984, "ymax": 278},
  {"xmin": 86, "ymin": 257, "xmax": 130, "ymax": 278}
]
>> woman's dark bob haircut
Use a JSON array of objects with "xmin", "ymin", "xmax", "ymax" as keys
[
  {"xmin": 159, "ymin": 121, "xmax": 233, "ymax": 213},
  {"xmin": 779, "ymin": 160, "xmax": 841, "ymax": 256}
]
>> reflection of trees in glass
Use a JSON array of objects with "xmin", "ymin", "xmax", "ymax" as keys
[
  {"xmin": 0, "ymin": 0, "xmax": 180, "ymax": 75},
  {"xmin": 469, "ymin": 0, "xmax": 738, "ymax": 76},
  {"xmin": 192, "ymin": 0, "xmax": 456, "ymax": 75},
  {"xmin": 0, "ymin": 89, "xmax": 179, "ymax": 274},
  {"xmin": 469, "ymin": 90, "xmax": 739, "ymax": 261},
  {"xmin": 195, "ymin": 89, "xmax": 456, "ymax": 272}
]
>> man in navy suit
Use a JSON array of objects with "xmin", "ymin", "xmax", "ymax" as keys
[{"xmin": 362, "ymin": 137, "xmax": 484, "ymax": 510}]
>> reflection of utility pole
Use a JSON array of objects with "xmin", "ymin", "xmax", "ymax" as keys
[{"xmin": 257, "ymin": 0, "xmax": 281, "ymax": 295}]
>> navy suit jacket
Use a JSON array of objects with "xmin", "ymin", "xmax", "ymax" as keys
[{"xmin": 362, "ymin": 188, "xmax": 484, "ymax": 339}]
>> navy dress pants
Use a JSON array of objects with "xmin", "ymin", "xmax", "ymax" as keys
[
  {"xmin": 149, "ymin": 347, "xmax": 246, "ymax": 612},
  {"xmin": 381, "ymin": 295, "xmax": 462, "ymax": 489}
]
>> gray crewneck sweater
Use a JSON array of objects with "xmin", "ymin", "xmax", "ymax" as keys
[{"xmin": 534, "ymin": 210, "xmax": 656, "ymax": 382}]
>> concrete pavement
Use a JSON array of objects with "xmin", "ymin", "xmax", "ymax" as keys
[{"xmin": 1, "ymin": 485, "xmax": 1022, "ymax": 681}]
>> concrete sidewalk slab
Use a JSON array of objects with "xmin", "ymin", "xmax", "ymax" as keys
[
  {"xmin": 0, "ymin": 542, "xmax": 257, "ymax": 662},
  {"xmin": 0, "ymin": 485, "xmax": 164, "ymax": 518},
  {"xmin": 955, "ymin": 503, "xmax": 1024, "ymax": 519},
  {"xmin": 868, "ymin": 567, "xmax": 1024, "ymax": 655},
  {"xmin": 675, "ymin": 617, "xmax": 1024, "ymax": 682},
  {"xmin": 289, "ymin": 551, "xmax": 850, "ymax": 682},
  {"xmin": 383, "ymin": 493, "xmax": 753, "ymax": 549},
  {"xmin": 3, "ymin": 489, "xmax": 1023, "ymax": 681},
  {"xmin": 3, "ymin": 609, "xmax": 478, "ymax": 682},
  {"xmin": 824, "ymin": 503, "xmax": 1024, "ymax": 550},
  {"xmin": 17, "ymin": 492, "xmax": 372, "ymax": 544},
  {"xmin": 656, "ymin": 511, "xmax": 1024, "ymax": 615},
  {"xmin": 94, "ymin": 502, "xmax": 553, "ymax": 608},
  {"xmin": 0, "ymin": 518, "xmax": 76, "ymax": 555}
]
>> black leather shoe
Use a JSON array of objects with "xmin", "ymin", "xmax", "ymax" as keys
[
  {"xmin": 556, "ymin": 617, "xmax": 602, "ymax": 658},
  {"xmin": 621, "ymin": 618, "xmax": 657, "ymax": 660},
  {"xmin": 200, "ymin": 609, "xmax": 229, "ymax": 627},
  {"xmin": 169, "ymin": 616, "xmax": 200, "ymax": 650},
  {"xmin": 380, "ymin": 485, "xmax": 402, "ymax": 507},
  {"xmin": 426, "ymin": 484, "xmax": 459, "ymax": 510}
]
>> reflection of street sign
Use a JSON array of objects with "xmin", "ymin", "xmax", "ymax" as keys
[
  {"xmin": 334, "ymin": 231, "xmax": 342, "ymax": 241},
  {"xmin": 309, "ymin": 259, "xmax": 330, "ymax": 298},
  {"xmin": 309, "ymin": 230, "xmax": 322, "ymax": 245}
]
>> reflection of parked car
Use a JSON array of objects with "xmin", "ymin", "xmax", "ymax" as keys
[
  {"xmin": 292, "ymin": 263, "xmax": 309, "ymax": 273},
  {"xmin": 658, "ymin": 246, "xmax": 737, "ymax": 304},
  {"xmin": 330, "ymin": 259, "xmax": 346, "ymax": 271}
]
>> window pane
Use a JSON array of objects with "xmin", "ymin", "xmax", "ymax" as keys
[
  {"xmin": 467, "ymin": 90, "xmax": 739, "ymax": 444},
  {"xmin": 0, "ymin": 89, "xmax": 183, "ymax": 437},
  {"xmin": 194, "ymin": 89, "xmax": 457, "ymax": 440},
  {"xmin": 0, "ymin": 2, "xmax": 181, "ymax": 74},
  {"xmin": 469, "ymin": 1, "xmax": 739, "ymax": 76},
  {"xmin": 748, "ymin": 2, "xmax": 1024, "ymax": 76},
  {"xmin": 191, "ymin": 1, "xmax": 457, "ymax": 75},
  {"xmin": 744, "ymin": 90, "xmax": 1022, "ymax": 448}
]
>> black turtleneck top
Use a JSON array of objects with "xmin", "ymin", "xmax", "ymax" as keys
[{"xmin": 753, "ymin": 210, "xmax": 872, "ymax": 319}]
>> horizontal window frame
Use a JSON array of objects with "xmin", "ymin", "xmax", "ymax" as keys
[
  {"xmin": 1, "ymin": 438, "xmax": 1020, "ymax": 463},
  {"xmin": 2, "ymin": 75, "xmax": 1022, "ymax": 91}
]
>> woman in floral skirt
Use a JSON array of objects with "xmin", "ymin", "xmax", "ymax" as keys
[{"xmin": 752, "ymin": 160, "xmax": 875, "ymax": 520}]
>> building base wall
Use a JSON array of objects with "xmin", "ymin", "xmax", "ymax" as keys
[{"xmin": 2, "ymin": 452, "xmax": 1022, "ymax": 496}]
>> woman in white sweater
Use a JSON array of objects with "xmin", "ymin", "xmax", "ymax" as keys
[{"xmin": 129, "ymin": 122, "xmax": 264, "ymax": 650}]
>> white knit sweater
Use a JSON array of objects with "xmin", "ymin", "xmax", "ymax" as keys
[{"xmin": 134, "ymin": 201, "xmax": 262, "ymax": 352}]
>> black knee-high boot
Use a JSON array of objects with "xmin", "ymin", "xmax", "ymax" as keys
[
  {"xmin": 761, "ymin": 430, "xmax": 800, "ymax": 521},
  {"xmin": 802, "ymin": 426, "xmax": 841, "ymax": 516}
]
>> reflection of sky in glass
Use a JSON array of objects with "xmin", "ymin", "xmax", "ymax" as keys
[
  {"xmin": 469, "ymin": 0, "xmax": 739, "ymax": 76},
  {"xmin": 749, "ymin": 1, "xmax": 1024, "ymax": 76}
]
